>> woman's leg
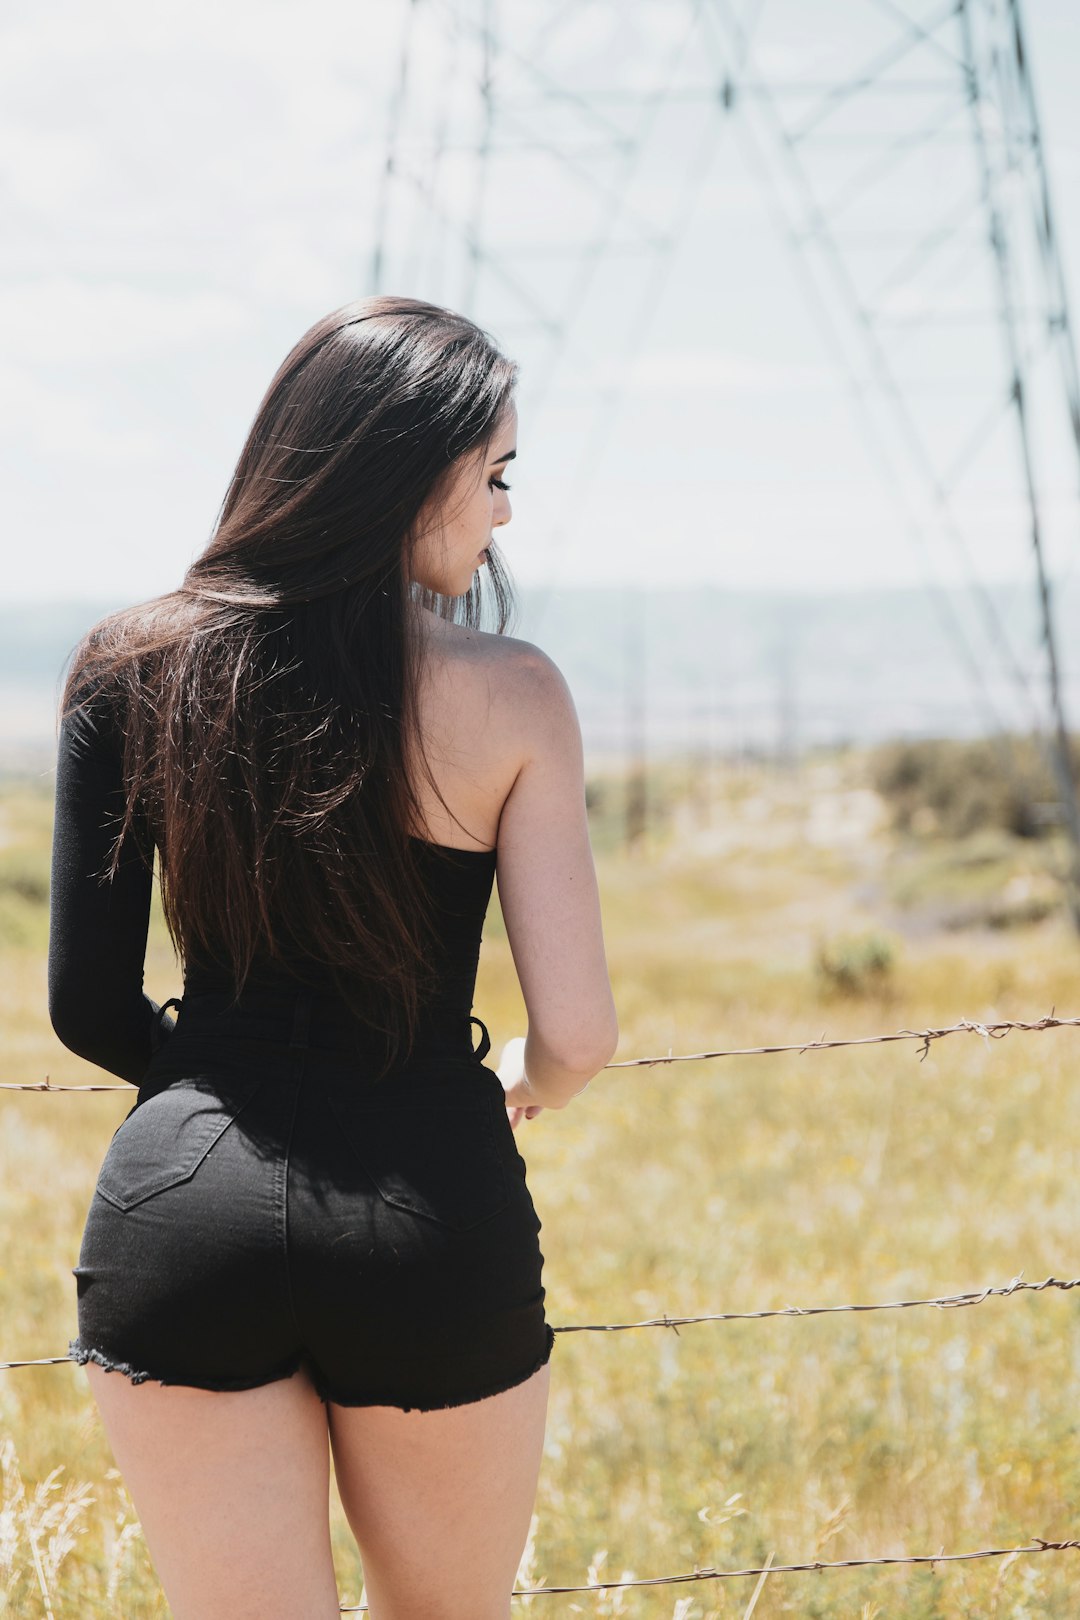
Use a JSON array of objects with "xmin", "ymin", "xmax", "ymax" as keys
[
  {"xmin": 327, "ymin": 1359, "xmax": 550, "ymax": 1620},
  {"xmin": 86, "ymin": 1361, "xmax": 341, "ymax": 1620}
]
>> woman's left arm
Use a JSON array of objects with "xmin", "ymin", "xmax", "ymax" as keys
[{"xmin": 48, "ymin": 686, "xmax": 175, "ymax": 1085}]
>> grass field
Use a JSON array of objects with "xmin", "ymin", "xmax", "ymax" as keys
[{"xmin": 2, "ymin": 748, "xmax": 1079, "ymax": 1617}]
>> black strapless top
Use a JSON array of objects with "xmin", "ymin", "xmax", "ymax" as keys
[{"xmin": 181, "ymin": 837, "xmax": 498, "ymax": 1063}]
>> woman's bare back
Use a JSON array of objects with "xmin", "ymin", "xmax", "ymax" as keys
[{"xmin": 408, "ymin": 608, "xmax": 533, "ymax": 852}]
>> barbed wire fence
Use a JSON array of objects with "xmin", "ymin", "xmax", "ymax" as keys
[{"xmin": 3, "ymin": 1009, "xmax": 1079, "ymax": 1605}]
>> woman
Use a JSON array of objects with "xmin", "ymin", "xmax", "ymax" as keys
[{"xmin": 48, "ymin": 294, "xmax": 619, "ymax": 1620}]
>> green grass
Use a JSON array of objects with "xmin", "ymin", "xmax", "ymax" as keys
[{"xmin": 3, "ymin": 750, "xmax": 1080, "ymax": 1615}]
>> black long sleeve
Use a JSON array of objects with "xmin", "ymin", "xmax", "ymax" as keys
[{"xmin": 48, "ymin": 686, "xmax": 175, "ymax": 1084}]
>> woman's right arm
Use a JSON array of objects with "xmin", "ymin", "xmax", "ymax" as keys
[{"xmin": 493, "ymin": 644, "xmax": 619, "ymax": 1110}]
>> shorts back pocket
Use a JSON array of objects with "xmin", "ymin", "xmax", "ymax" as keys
[
  {"xmin": 96, "ymin": 1076, "xmax": 261, "ymax": 1212},
  {"xmin": 329, "ymin": 1090, "xmax": 510, "ymax": 1232}
]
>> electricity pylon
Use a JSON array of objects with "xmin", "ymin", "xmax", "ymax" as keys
[{"xmin": 369, "ymin": 0, "xmax": 1080, "ymax": 919}]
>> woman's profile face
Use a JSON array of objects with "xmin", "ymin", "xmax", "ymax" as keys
[{"xmin": 409, "ymin": 401, "xmax": 516, "ymax": 598}]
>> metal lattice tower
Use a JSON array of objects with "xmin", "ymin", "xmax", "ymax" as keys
[
  {"xmin": 368, "ymin": 0, "xmax": 1080, "ymax": 916},
  {"xmin": 703, "ymin": 0, "xmax": 1080, "ymax": 923},
  {"xmin": 370, "ymin": 3, "xmax": 762, "ymax": 393}
]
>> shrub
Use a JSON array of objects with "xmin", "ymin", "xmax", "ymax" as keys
[
  {"xmin": 869, "ymin": 734, "xmax": 1069, "ymax": 841},
  {"xmin": 814, "ymin": 930, "xmax": 897, "ymax": 997}
]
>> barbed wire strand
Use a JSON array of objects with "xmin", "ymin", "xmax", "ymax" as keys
[
  {"xmin": 335, "ymin": 1537, "xmax": 1080, "ymax": 1609},
  {"xmin": 5, "ymin": 1273, "xmax": 1077, "ymax": 1372},
  {"xmin": 2, "ymin": 1009, "xmax": 1077, "ymax": 1093},
  {"xmin": 551, "ymin": 1271, "xmax": 1080, "ymax": 1333},
  {"xmin": 606, "ymin": 1011, "xmax": 1079, "ymax": 1067},
  {"xmin": 0, "ymin": 1079, "xmax": 133, "ymax": 1092}
]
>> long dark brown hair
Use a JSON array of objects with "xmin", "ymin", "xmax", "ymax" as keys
[{"xmin": 58, "ymin": 295, "xmax": 519, "ymax": 1070}]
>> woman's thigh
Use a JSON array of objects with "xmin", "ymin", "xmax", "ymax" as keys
[
  {"xmin": 86, "ymin": 1362, "xmax": 341, "ymax": 1620},
  {"xmin": 328, "ymin": 1359, "xmax": 551, "ymax": 1620}
]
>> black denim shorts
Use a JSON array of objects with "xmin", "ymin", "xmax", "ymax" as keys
[{"xmin": 70, "ymin": 990, "xmax": 555, "ymax": 1411}]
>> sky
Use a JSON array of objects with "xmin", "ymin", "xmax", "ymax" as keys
[{"xmin": 5, "ymin": 0, "xmax": 1080, "ymax": 606}]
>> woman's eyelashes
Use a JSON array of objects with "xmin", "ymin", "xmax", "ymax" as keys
[{"xmin": 489, "ymin": 477, "xmax": 512, "ymax": 492}]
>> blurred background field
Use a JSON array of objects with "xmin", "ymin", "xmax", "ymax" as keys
[
  {"xmin": 3, "ymin": 740, "xmax": 1079, "ymax": 1617},
  {"xmin": 9, "ymin": 0, "xmax": 1080, "ymax": 1610}
]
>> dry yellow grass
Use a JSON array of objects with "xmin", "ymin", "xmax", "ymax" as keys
[{"xmin": 2, "ymin": 750, "xmax": 1079, "ymax": 1615}]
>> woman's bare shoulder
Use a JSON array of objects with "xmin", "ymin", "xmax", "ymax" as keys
[
  {"xmin": 411, "ymin": 614, "xmax": 574, "ymax": 845},
  {"xmin": 421, "ymin": 612, "xmax": 570, "ymax": 721}
]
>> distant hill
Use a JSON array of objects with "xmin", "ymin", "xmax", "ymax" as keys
[{"xmin": 3, "ymin": 580, "xmax": 1076, "ymax": 770}]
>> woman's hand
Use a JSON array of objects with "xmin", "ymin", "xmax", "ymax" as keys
[{"xmin": 496, "ymin": 1035, "xmax": 545, "ymax": 1131}]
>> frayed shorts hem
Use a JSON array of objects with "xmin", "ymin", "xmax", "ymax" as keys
[
  {"xmin": 69, "ymin": 1340, "xmax": 306, "ymax": 1392},
  {"xmin": 68, "ymin": 1325, "xmax": 556, "ymax": 1412}
]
